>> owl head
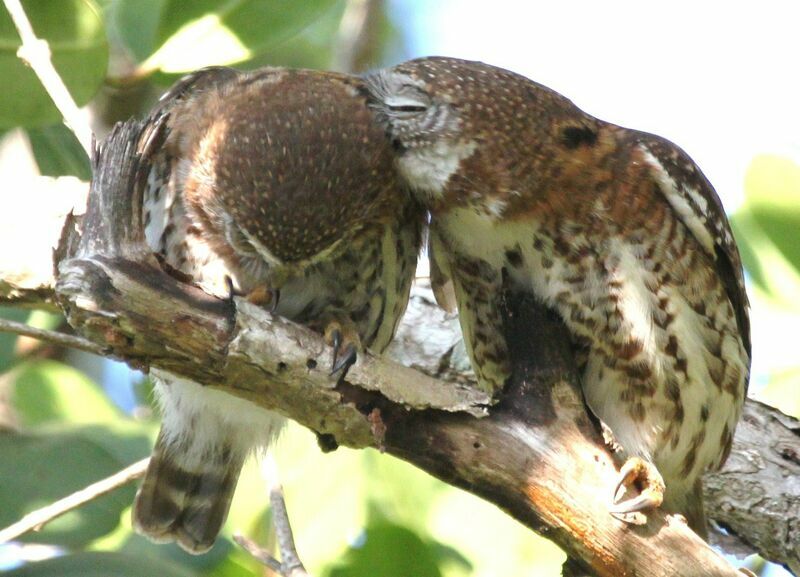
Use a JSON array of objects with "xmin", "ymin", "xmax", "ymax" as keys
[
  {"xmin": 157, "ymin": 67, "xmax": 404, "ymax": 272},
  {"xmin": 363, "ymin": 56, "xmax": 581, "ymax": 204}
]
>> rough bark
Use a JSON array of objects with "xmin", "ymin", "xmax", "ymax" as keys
[{"xmin": 1, "ymin": 119, "xmax": 798, "ymax": 575}]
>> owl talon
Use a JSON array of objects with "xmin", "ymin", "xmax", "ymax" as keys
[
  {"xmin": 609, "ymin": 457, "xmax": 665, "ymax": 520},
  {"xmin": 224, "ymin": 275, "xmax": 237, "ymax": 305},
  {"xmin": 331, "ymin": 338, "xmax": 358, "ymax": 376},
  {"xmin": 323, "ymin": 318, "xmax": 361, "ymax": 378},
  {"xmin": 269, "ymin": 289, "xmax": 280, "ymax": 312}
]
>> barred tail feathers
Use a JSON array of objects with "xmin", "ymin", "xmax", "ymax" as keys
[
  {"xmin": 132, "ymin": 431, "xmax": 245, "ymax": 553},
  {"xmin": 133, "ymin": 370, "xmax": 284, "ymax": 554}
]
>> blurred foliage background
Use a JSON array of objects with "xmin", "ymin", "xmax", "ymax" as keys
[{"xmin": 0, "ymin": 1, "xmax": 797, "ymax": 576}]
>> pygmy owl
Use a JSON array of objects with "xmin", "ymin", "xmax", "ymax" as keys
[
  {"xmin": 365, "ymin": 57, "xmax": 750, "ymax": 535},
  {"xmin": 133, "ymin": 66, "xmax": 423, "ymax": 552}
]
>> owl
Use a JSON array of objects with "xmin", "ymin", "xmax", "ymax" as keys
[
  {"xmin": 133, "ymin": 66, "xmax": 423, "ymax": 552},
  {"xmin": 364, "ymin": 56, "xmax": 750, "ymax": 536}
]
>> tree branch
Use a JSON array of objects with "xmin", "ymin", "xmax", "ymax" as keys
[
  {"xmin": 0, "ymin": 317, "xmax": 106, "ymax": 356},
  {"xmin": 45, "ymin": 119, "xmax": 761, "ymax": 576},
  {"xmin": 332, "ymin": 0, "xmax": 384, "ymax": 74},
  {"xmin": 3, "ymin": 0, "xmax": 93, "ymax": 154},
  {"xmin": 2, "ymin": 150, "xmax": 799, "ymax": 574}
]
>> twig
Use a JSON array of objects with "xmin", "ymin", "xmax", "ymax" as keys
[
  {"xmin": 331, "ymin": 0, "xmax": 381, "ymax": 73},
  {"xmin": 3, "ymin": 0, "xmax": 93, "ymax": 155},
  {"xmin": 265, "ymin": 455, "xmax": 309, "ymax": 577},
  {"xmin": 0, "ymin": 457, "xmax": 149, "ymax": 544},
  {"xmin": 233, "ymin": 533, "xmax": 284, "ymax": 574},
  {"xmin": 0, "ymin": 318, "xmax": 107, "ymax": 356},
  {"xmin": 234, "ymin": 456, "xmax": 312, "ymax": 577}
]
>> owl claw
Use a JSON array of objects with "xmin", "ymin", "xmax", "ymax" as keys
[
  {"xmin": 331, "ymin": 336, "xmax": 358, "ymax": 376},
  {"xmin": 609, "ymin": 457, "xmax": 665, "ymax": 521},
  {"xmin": 269, "ymin": 289, "xmax": 280, "ymax": 312},
  {"xmin": 224, "ymin": 275, "xmax": 237, "ymax": 305},
  {"xmin": 323, "ymin": 318, "xmax": 361, "ymax": 378}
]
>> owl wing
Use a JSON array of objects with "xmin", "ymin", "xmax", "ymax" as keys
[
  {"xmin": 634, "ymin": 132, "xmax": 751, "ymax": 358},
  {"xmin": 139, "ymin": 67, "xmax": 241, "ymax": 159}
]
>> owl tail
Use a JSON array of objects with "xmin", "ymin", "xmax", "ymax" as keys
[{"xmin": 132, "ymin": 429, "xmax": 245, "ymax": 554}]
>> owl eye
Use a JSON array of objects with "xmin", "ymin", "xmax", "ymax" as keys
[
  {"xmin": 384, "ymin": 85, "xmax": 430, "ymax": 116},
  {"xmin": 388, "ymin": 104, "xmax": 428, "ymax": 113}
]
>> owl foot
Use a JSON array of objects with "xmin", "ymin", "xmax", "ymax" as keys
[
  {"xmin": 609, "ymin": 457, "xmax": 665, "ymax": 523},
  {"xmin": 245, "ymin": 285, "xmax": 280, "ymax": 312},
  {"xmin": 322, "ymin": 317, "xmax": 361, "ymax": 377}
]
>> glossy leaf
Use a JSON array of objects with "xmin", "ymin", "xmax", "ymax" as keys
[
  {"xmin": 119, "ymin": 531, "xmax": 233, "ymax": 573},
  {"xmin": 106, "ymin": 0, "xmax": 165, "ymax": 62},
  {"xmin": 0, "ymin": 427, "xmax": 149, "ymax": 548},
  {"xmin": 428, "ymin": 487, "xmax": 567, "ymax": 576},
  {"xmin": 743, "ymin": 155, "xmax": 800, "ymax": 274},
  {"xmin": 732, "ymin": 155, "xmax": 800, "ymax": 309},
  {"xmin": 758, "ymin": 367, "xmax": 800, "ymax": 419},
  {"xmin": 0, "ymin": 307, "xmax": 29, "ymax": 369},
  {"xmin": 324, "ymin": 519, "xmax": 448, "ymax": 577},
  {"xmin": 11, "ymin": 359, "xmax": 121, "ymax": 427},
  {"xmin": 4, "ymin": 551, "xmax": 197, "ymax": 577},
  {"xmin": 26, "ymin": 123, "xmax": 91, "ymax": 179},
  {"xmin": 0, "ymin": 0, "xmax": 108, "ymax": 128},
  {"xmin": 142, "ymin": 0, "xmax": 339, "ymax": 73},
  {"xmin": 257, "ymin": 425, "xmax": 369, "ymax": 569}
]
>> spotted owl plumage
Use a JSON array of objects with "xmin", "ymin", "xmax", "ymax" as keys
[
  {"xmin": 134, "ymin": 66, "xmax": 423, "ymax": 553},
  {"xmin": 365, "ymin": 57, "xmax": 750, "ymax": 535}
]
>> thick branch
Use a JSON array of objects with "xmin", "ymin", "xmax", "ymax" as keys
[
  {"xmin": 49, "ymin": 120, "xmax": 755, "ymax": 576},
  {"xmin": 2, "ymin": 120, "xmax": 798, "ymax": 573},
  {"xmin": 705, "ymin": 400, "xmax": 800, "ymax": 575},
  {"xmin": 4, "ymin": 160, "xmax": 798, "ymax": 575}
]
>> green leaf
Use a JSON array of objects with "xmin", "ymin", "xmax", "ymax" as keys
[
  {"xmin": 743, "ymin": 155, "xmax": 800, "ymax": 275},
  {"xmin": 729, "ymin": 211, "xmax": 767, "ymax": 294},
  {"xmin": 359, "ymin": 449, "xmax": 448, "ymax": 532},
  {"xmin": 0, "ymin": 0, "xmax": 109, "ymax": 128},
  {"xmin": 26, "ymin": 123, "xmax": 91, "ymax": 178},
  {"xmin": 0, "ymin": 427, "xmax": 150, "ymax": 548},
  {"xmin": 240, "ymin": 3, "xmax": 344, "ymax": 70},
  {"xmin": 4, "ymin": 551, "xmax": 197, "ymax": 577},
  {"xmin": 199, "ymin": 553, "xmax": 262, "ymax": 577},
  {"xmin": 732, "ymin": 155, "xmax": 800, "ymax": 309},
  {"xmin": 118, "ymin": 531, "xmax": 233, "ymax": 573},
  {"xmin": 758, "ymin": 366, "xmax": 800, "ymax": 419},
  {"xmin": 10, "ymin": 359, "xmax": 121, "ymax": 427},
  {"xmin": 142, "ymin": 0, "xmax": 339, "ymax": 73},
  {"xmin": 249, "ymin": 425, "xmax": 369, "ymax": 567},
  {"xmin": 324, "ymin": 520, "xmax": 446, "ymax": 577},
  {"xmin": 106, "ymin": 0, "xmax": 165, "ymax": 62},
  {"xmin": 0, "ymin": 307, "xmax": 30, "ymax": 369}
]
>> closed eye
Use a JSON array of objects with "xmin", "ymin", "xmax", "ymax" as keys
[
  {"xmin": 388, "ymin": 104, "xmax": 428, "ymax": 113},
  {"xmin": 384, "ymin": 86, "xmax": 431, "ymax": 114}
]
